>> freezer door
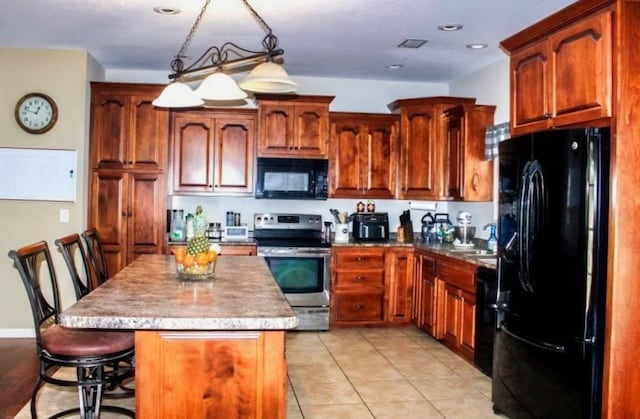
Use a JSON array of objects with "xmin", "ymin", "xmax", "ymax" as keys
[{"xmin": 492, "ymin": 328, "xmax": 594, "ymax": 419}]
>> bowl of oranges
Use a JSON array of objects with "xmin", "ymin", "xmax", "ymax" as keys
[{"xmin": 172, "ymin": 244, "xmax": 219, "ymax": 281}]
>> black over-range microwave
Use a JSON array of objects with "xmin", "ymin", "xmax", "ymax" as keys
[{"xmin": 255, "ymin": 157, "xmax": 329, "ymax": 200}]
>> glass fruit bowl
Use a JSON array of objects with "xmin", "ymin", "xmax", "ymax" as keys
[
  {"xmin": 172, "ymin": 246, "xmax": 219, "ymax": 281},
  {"xmin": 176, "ymin": 260, "xmax": 216, "ymax": 281}
]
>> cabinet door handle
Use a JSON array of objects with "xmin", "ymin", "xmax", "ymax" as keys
[
  {"xmin": 355, "ymin": 276, "xmax": 365, "ymax": 281},
  {"xmin": 472, "ymin": 173, "xmax": 479, "ymax": 191},
  {"xmin": 543, "ymin": 112, "xmax": 553, "ymax": 119},
  {"xmin": 354, "ymin": 304, "xmax": 365, "ymax": 310},
  {"xmin": 356, "ymin": 257, "xmax": 364, "ymax": 262}
]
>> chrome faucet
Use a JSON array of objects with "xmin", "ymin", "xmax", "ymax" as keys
[{"xmin": 483, "ymin": 221, "xmax": 496, "ymax": 231}]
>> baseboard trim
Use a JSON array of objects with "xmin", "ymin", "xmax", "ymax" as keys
[{"xmin": 0, "ymin": 329, "xmax": 35, "ymax": 338}]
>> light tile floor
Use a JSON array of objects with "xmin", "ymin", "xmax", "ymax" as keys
[{"xmin": 286, "ymin": 326, "xmax": 503, "ymax": 419}]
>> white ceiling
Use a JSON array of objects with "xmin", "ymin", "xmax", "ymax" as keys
[{"xmin": 2, "ymin": 0, "xmax": 574, "ymax": 83}]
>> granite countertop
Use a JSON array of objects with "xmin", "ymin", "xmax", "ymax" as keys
[
  {"xmin": 59, "ymin": 254, "xmax": 298, "ymax": 331},
  {"xmin": 332, "ymin": 236, "xmax": 497, "ymax": 269}
]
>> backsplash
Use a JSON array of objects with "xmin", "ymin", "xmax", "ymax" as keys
[{"xmin": 169, "ymin": 196, "xmax": 495, "ymax": 239}]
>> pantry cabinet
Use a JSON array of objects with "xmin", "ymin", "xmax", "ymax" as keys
[
  {"xmin": 88, "ymin": 82, "xmax": 169, "ymax": 275},
  {"xmin": 503, "ymin": 8, "xmax": 612, "ymax": 136},
  {"xmin": 256, "ymin": 95, "xmax": 334, "ymax": 158},
  {"xmin": 90, "ymin": 83, "xmax": 169, "ymax": 170},
  {"xmin": 89, "ymin": 170, "xmax": 166, "ymax": 276},
  {"xmin": 170, "ymin": 110, "xmax": 256, "ymax": 196},
  {"xmin": 329, "ymin": 112, "xmax": 399, "ymax": 199},
  {"xmin": 443, "ymin": 105, "xmax": 495, "ymax": 201}
]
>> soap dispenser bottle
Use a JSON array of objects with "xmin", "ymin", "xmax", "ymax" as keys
[{"xmin": 486, "ymin": 222, "xmax": 498, "ymax": 253}]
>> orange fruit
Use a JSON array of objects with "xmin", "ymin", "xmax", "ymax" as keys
[
  {"xmin": 207, "ymin": 250, "xmax": 218, "ymax": 263},
  {"xmin": 174, "ymin": 252, "xmax": 185, "ymax": 264},
  {"xmin": 183, "ymin": 254, "xmax": 195, "ymax": 268},
  {"xmin": 196, "ymin": 253, "xmax": 210, "ymax": 266}
]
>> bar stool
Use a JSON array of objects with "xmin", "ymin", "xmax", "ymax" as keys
[
  {"xmin": 81, "ymin": 227, "xmax": 109, "ymax": 285},
  {"xmin": 55, "ymin": 233, "xmax": 135, "ymax": 399},
  {"xmin": 8, "ymin": 241, "xmax": 135, "ymax": 418}
]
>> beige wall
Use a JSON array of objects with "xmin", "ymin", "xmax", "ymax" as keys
[{"xmin": 0, "ymin": 48, "xmax": 103, "ymax": 335}]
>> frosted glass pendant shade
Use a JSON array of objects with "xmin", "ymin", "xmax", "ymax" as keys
[
  {"xmin": 194, "ymin": 72, "xmax": 248, "ymax": 100},
  {"xmin": 239, "ymin": 62, "xmax": 297, "ymax": 93},
  {"xmin": 152, "ymin": 82, "xmax": 204, "ymax": 108}
]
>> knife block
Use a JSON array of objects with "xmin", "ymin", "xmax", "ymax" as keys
[{"xmin": 398, "ymin": 222, "xmax": 414, "ymax": 243}]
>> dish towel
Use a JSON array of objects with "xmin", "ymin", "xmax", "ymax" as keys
[{"xmin": 485, "ymin": 122, "xmax": 511, "ymax": 160}]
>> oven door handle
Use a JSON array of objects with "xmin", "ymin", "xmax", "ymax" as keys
[{"xmin": 258, "ymin": 248, "xmax": 329, "ymax": 257}]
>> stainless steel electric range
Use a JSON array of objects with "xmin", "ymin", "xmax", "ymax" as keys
[{"xmin": 254, "ymin": 213, "xmax": 330, "ymax": 331}]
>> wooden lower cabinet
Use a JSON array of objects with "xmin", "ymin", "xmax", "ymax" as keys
[
  {"xmin": 385, "ymin": 248, "xmax": 414, "ymax": 323},
  {"xmin": 135, "ymin": 330, "xmax": 286, "ymax": 418},
  {"xmin": 413, "ymin": 250, "xmax": 478, "ymax": 362},
  {"xmin": 331, "ymin": 246, "xmax": 414, "ymax": 327},
  {"xmin": 441, "ymin": 284, "xmax": 476, "ymax": 360},
  {"xmin": 331, "ymin": 247, "xmax": 386, "ymax": 327}
]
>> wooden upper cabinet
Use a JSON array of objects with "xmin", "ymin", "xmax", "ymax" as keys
[
  {"xmin": 256, "ymin": 95, "xmax": 334, "ymax": 158},
  {"xmin": 170, "ymin": 110, "xmax": 256, "ymax": 195},
  {"xmin": 503, "ymin": 9, "xmax": 612, "ymax": 136},
  {"xmin": 330, "ymin": 113, "xmax": 399, "ymax": 198},
  {"xmin": 89, "ymin": 83, "xmax": 169, "ymax": 170},
  {"xmin": 443, "ymin": 105, "xmax": 495, "ymax": 201},
  {"xmin": 388, "ymin": 97, "xmax": 477, "ymax": 200}
]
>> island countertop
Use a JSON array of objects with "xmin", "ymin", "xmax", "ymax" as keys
[{"xmin": 58, "ymin": 254, "xmax": 298, "ymax": 330}]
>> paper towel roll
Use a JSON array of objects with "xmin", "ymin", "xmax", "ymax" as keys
[{"xmin": 408, "ymin": 201, "xmax": 438, "ymax": 211}]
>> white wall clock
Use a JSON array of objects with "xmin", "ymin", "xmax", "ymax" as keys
[{"xmin": 14, "ymin": 92, "xmax": 58, "ymax": 134}]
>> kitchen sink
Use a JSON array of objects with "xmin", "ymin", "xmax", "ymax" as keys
[{"xmin": 449, "ymin": 249, "xmax": 491, "ymax": 255}]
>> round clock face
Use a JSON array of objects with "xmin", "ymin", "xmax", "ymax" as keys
[{"xmin": 15, "ymin": 93, "xmax": 58, "ymax": 134}]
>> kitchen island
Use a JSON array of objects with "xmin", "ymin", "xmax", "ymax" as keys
[{"xmin": 59, "ymin": 254, "xmax": 298, "ymax": 418}]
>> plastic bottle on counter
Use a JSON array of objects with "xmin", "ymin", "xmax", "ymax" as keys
[{"xmin": 487, "ymin": 223, "xmax": 498, "ymax": 253}]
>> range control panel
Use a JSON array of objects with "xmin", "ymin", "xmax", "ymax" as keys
[{"xmin": 254, "ymin": 213, "xmax": 323, "ymax": 231}]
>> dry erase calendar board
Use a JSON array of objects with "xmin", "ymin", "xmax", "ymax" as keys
[{"xmin": 0, "ymin": 147, "xmax": 77, "ymax": 202}]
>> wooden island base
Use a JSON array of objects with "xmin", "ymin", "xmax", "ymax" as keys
[{"xmin": 136, "ymin": 330, "xmax": 287, "ymax": 418}]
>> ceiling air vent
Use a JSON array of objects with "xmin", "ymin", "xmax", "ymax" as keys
[{"xmin": 397, "ymin": 38, "xmax": 428, "ymax": 49}]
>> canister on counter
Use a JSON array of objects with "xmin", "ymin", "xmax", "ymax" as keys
[{"xmin": 226, "ymin": 211, "xmax": 234, "ymax": 226}]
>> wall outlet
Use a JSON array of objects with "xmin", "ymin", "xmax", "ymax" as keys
[{"xmin": 60, "ymin": 208, "xmax": 70, "ymax": 223}]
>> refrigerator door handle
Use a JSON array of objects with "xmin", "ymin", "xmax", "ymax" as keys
[{"xmin": 501, "ymin": 324, "xmax": 566, "ymax": 353}]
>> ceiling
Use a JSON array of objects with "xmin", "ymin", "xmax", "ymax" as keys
[{"xmin": 2, "ymin": 0, "xmax": 575, "ymax": 84}]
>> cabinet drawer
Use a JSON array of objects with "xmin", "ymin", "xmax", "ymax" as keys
[
  {"xmin": 334, "ymin": 250, "xmax": 385, "ymax": 267},
  {"xmin": 333, "ymin": 291, "xmax": 384, "ymax": 322},
  {"xmin": 437, "ymin": 257, "xmax": 476, "ymax": 291},
  {"xmin": 421, "ymin": 253, "xmax": 437, "ymax": 274},
  {"xmin": 335, "ymin": 270, "xmax": 384, "ymax": 287}
]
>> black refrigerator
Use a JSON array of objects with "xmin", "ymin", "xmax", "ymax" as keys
[{"xmin": 492, "ymin": 127, "xmax": 609, "ymax": 419}]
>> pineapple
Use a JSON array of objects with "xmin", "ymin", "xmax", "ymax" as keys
[{"xmin": 186, "ymin": 205, "xmax": 209, "ymax": 255}]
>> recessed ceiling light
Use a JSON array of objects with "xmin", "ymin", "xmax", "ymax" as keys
[
  {"xmin": 387, "ymin": 64, "xmax": 404, "ymax": 70},
  {"xmin": 438, "ymin": 23, "xmax": 463, "ymax": 32},
  {"xmin": 154, "ymin": 6, "xmax": 181, "ymax": 15},
  {"xmin": 466, "ymin": 43, "xmax": 489, "ymax": 49}
]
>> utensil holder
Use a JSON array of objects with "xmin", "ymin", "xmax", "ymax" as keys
[{"xmin": 334, "ymin": 223, "xmax": 349, "ymax": 242}]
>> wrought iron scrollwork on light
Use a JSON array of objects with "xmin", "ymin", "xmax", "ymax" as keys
[{"xmin": 153, "ymin": 0, "xmax": 297, "ymax": 108}]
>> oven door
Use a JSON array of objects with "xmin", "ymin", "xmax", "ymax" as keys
[{"xmin": 258, "ymin": 247, "xmax": 330, "ymax": 307}]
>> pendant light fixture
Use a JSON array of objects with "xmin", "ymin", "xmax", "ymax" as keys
[{"xmin": 153, "ymin": 0, "xmax": 297, "ymax": 108}]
